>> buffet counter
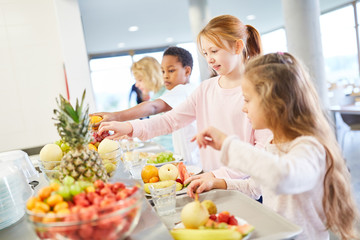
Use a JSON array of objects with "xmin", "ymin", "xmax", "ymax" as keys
[{"xmin": 0, "ymin": 141, "xmax": 173, "ymax": 240}]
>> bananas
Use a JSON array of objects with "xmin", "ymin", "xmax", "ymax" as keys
[
  {"xmin": 144, "ymin": 180, "xmax": 183, "ymax": 194},
  {"xmin": 170, "ymin": 228, "xmax": 242, "ymax": 240}
]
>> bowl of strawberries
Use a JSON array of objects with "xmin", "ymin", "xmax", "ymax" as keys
[{"xmin": 26, "ymin": 177, "xmax": 144, "ymax": 240}]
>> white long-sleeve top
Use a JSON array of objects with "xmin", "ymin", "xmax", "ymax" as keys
[{"xmin": 221, "ymin": 135, "xmax": 329, "ymax": 240}]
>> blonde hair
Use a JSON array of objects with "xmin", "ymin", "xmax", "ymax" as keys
[
  {"xmin": 197, "ymin": 15, "xmax": 262, "ymax": 62},
  {"xmin": 131, "ymin": 56, "xmax": 163, "ymax": 93},
  {"xmin": 244, "ymin": 52, "xmax": 359, "ymax": 239}
]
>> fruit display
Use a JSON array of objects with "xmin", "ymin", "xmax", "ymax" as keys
[
  {"xmin": 181, "ymin": 195, "xmax": 209, "ymax": 229},
  {"xmin": 201, "ymin": 200, "xmax": 217, "ymax": 215},
  {"xmin": 177, "ymin": 162, "xmax": 190, "ymax": 184},
  {"xmin": 53, "ymin": 91, "xmax": 108, "ymax": 182},
  {"xmin": 146, "ymin": 152, "xmax": 175, "ymax": 164},
  {"xmin": 90, "ymin": 130, "xmax": 111, "ymax": 149},
  {"xmin": 158, "ymin": 164, "xmax": 178, "ymax": 181},
  {"xmin": 171, "ymin": 195, "xmax": 254, "ymax": 240},
  {"xmin": 143, "ymin": 180, "xmax": 183, "ymax": 194},
  {"xmin": 141, "ymin": 165, "xmax": 159, "ymax": 183},
  {"xmin": 39, "ymin": 144, "xmax": 63, "ymax": 162},
  {"xmin": 97, "ymin": 139, "xmax": 121, "ymax": 178},
  {"xmin": 123, "ymin": 151, "xmax": 177, "ymax": 165},
  {"xmin": 89, "ymin": 115, "xmax": 103, "ymax": 130},
  {"xmin": 38, "ymin": 144, "xmax": 62, "ymax": 181},
  {"xmin": 141, "ymin": 163, "xmax": 189, "ymax": 194},
  {"xmin": 26, "ymin": 177, "xmax": 143, "ymax": 240},
  {"xmin": 54, "ymin": 139, "xmax": 71, "ymax": 153}
]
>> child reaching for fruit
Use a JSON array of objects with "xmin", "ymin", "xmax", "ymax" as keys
[
  {"xmin": 93, "ymin": 47, "xmax": 199, "ymax": 166},
  {"xmin": 192, "ymin": 53, "xmax": 359, "ymax": 239},
  {"xmin": 98, "ymin": 15, "xmax": 271, "ymax": 201}
]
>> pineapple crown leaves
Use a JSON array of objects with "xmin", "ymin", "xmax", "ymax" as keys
[{"xmin": 53, "ymin": 90, "xmax": 91, "ymax": 148}]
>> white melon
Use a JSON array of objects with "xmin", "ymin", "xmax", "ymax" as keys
[
  {"xmin": 39, "ymin": 143, "xmax": 63, "ymax": 162},
  {"xmin": 98, "ymin": 139, "xmax": 120, "ymax": 160}
]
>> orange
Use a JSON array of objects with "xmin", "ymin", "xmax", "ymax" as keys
[
  {"xmin": 88, "ymin": 143, "xmax": 98, "ymax": 151},
  {"xmin": 149, "ymin": 176, "xmax": 159, "ymax": 183},
  {"xmin": 90, "ymin": 115, "xmax": 103, "ymax": 124},
  {"xmin": 90, "ymin": 115, "xmax": 103, "ymax": 130},
  {"xmin": 141, "ymin": 165, "xmax": 159, "ymax": 183}
]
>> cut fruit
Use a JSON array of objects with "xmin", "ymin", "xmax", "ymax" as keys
[{"xmin": 178, "ymin": 162, "xmax": 190, "ymax": 183}]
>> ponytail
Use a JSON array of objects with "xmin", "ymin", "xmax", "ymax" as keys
[
  {"xmin": 245, "ymin": 25, "xmax": 263, "ymax": 60},
  {"xmin": 197, "ymin": 15, "xmax": 263, "ymax": 62}
]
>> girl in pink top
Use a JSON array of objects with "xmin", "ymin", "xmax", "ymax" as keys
[
  {"xmin": 194, "ymin": 53, "xmax": 359, "ymax": 239},
  {"xmin": 99, "ymin": 15, "xmax": 271, "ymax": 199}
]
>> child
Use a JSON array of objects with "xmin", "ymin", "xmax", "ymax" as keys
[
  {"xmin": 93, "ymin": 47, "xmax": 199, "ymax": 165},
  {"xmin": 131, "ymin": 56, "xmax": 165, "ymax": 100},
  {"xmin": 193, "ymin": 52, "xmax": 359, "ymax": 239},
  {"xmin": 99, "ymin": 15, "xmax": 271, "ymax": 199}
]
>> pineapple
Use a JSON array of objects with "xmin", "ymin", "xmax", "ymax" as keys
[{"xmin": 53, "ymin": 90, "xmax": 108, "ymax": 182}]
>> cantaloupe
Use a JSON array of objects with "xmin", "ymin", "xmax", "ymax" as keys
[{"xmin": 39, "ymin": 144, "xmax": 63, "ymax": 162}]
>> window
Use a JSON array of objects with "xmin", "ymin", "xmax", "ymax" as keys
[
  {"xmin": 320, "ymin": 5, "xmax": 359, "ymax": 84},
  {"xmin": 261, "ymin": 28, "xmax": 288, "ymax": 54}
]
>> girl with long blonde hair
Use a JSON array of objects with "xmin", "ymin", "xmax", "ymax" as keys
[{"xmin": 194, "ymin": 52, "xmax": 359, "ymax": 239}]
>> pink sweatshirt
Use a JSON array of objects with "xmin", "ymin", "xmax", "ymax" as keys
[
  {"xmin": 130, "ymin": 76, "xmax": 271, "ymax": 197},
  {"xmin": 221, "ymin": 135, "xmax": 328, "ymax": 239}
]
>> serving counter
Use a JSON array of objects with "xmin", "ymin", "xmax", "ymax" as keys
[{"xmin": 0, "ymin": 141, "xmax": 302, "ymax": 240}]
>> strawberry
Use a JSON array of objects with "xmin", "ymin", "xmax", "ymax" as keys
[
  {"xmin": 111, "ymin": 182, "xmax": 125, "ymax": 193},
  {"xmin": 218, "ymin": 211, "xmax": 230, "ymax": 223},
  {"xmin": 176, "ymin": 178, "xmax": 183, "ymax": 185},
  {"xmin": 94, "ymin": 180, "xmax": 105, "ymax": 189},
  {"xmin": 209, "ymin": 214, "xmax": 217, "ymax": 221},
  {"xmin": 228, "ymin": 215, "xmax": 238, "ymax": 225}
]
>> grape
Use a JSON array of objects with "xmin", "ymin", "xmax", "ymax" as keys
[
  {"xmin": 50, "ymin": 179, "xmax": 61, "ymax": 185},
  {"xmin": 77, "ymin": 181, "xmax": 92, "ymax": 190},
  {"xmin": 70, "ymin": 184, "xmax": 82, "ymax": 196},
  {"xmin": 63, "ymin": 176, "xmax": 75, "ymax": 186},
  {"xmin": 60, "ymin": 142, "xmax": 70, "ymax": 152},
  {"xmin": 57, "ymin": 185, "xmax": 71, "ymax": 200},
  {"xmin": 54, "ymin": 139, "xmax": 62, "ymax": 147}
]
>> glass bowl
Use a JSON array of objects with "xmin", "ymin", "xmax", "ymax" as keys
[
  {"xmin": 26, "ymin": 179, "xmax": 144, "ymax": 240},
  {"xmin": 98, "ymin": 147, "xmax": 122, "ymax": 178},
  {"xmin": 38, "ymin": 160, "xmax": 61, "ymax": 182}
]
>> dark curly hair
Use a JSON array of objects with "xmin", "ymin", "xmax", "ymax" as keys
[{"xmin": 163, "ymin": 46, "xmax": 193, "ymax": 70}]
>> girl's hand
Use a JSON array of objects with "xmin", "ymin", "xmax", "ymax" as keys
[
  {"xmin": 185, "ymin": 172, "xmax": 226, "ymax": 199},
  {"xmin": 191, "ymin": 126, "xmax": 228, "ymax": 150},
  {"xmin": 98, "ymin": 121, "xmax": 133, "ymax": 140},
  {"xmin": 89, "ymin": 112, "xmax": 118, "ymax": 128}
]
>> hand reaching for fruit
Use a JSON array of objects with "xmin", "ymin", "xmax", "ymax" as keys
[
  {"xmin": 98, "ymin": 121, "xmax": 134, "ymax": 140},
  {"xmin": 185, "ymin": 172, "xmax": 227, "ymax": 199}
]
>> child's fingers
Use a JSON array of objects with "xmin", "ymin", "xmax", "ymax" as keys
[
  {"xmin": 190, "ymin": 135, "xmax": 197, "ymax": 142},
  {"xmin": 187, "ymin": 180, "xmax": 201, "ymax": 199},
  {"xmin": 184, "ymin": 174, "xmax": 201, "ymax": 185}
]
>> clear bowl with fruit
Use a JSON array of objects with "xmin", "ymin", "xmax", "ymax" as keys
[
  {"xmin": 26, "ymin": 178, "xmax": 144, "ymax": 240},
  {"xmin": 98, "ymin": 140, "xmax": 122, "ymax": 178},
  {"xmin": 38, "ymin": 160, "xmax": 62, "ymax": 181}
]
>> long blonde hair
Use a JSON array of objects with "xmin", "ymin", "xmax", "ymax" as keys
[
  {"xmin": 197, "ymin": 15, "xmax": 262, "ymax": 62},
  {"xmin": 244, "ymin": 52, "xmax": 359, "ymax": 239},
  {"xmin": 131, "ymin": 56, "xmax": 163, "ymax": 93}
]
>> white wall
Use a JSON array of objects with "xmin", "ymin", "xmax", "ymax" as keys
[{"xmin": 0, "ymin": 0, "xmax": 94, "ymax": 152}]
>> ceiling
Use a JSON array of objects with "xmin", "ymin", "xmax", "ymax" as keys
[{"xmin": 78, "ymin": 0, "xmax": 353, "ymax": 57}]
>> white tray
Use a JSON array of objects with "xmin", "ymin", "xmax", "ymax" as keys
[{"xmin": 174, "ymin": 189, "xmax": 302, "ymax": 240}]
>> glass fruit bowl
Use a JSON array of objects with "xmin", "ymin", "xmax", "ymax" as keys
[
  {"xmin": 38, "ymin": 160, "xmax": 61, "ymax": 181},
  {"xmin": 98, "ymin": 147, "xmax": 122, "ymax": 178},
  {"xmin": 26, "ymin": 179, "xmax": 144, "ymax": 240}
]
